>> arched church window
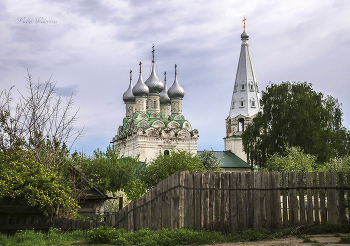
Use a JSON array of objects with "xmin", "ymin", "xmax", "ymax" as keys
[
  {"xmin": 238, "ymin": 118, "xmax": 244, "ymax": 132},
  {"xmin": 249, "ymin": 81, "xmax": 254, "ymax": 91},
  {"xmin": 164, "ymin": 150, "xmax": 170, "ymax": 155},
  {"xmin": 154, "ymin": 100, "xmax": 157, "ymax": 108},
  {"xmin": 241, "ymin": 85, "xmax": 245, "ymax": 90},
  {"xmin": 251, "ymin": 101, "xmax": 255, "ymax": 107},
  {"xmin": 240, "ymin": 101, "xmax": 244, "ymax": 107}
]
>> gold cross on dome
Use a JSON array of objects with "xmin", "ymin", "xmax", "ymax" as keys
[
  {"xmin": 152, "ymin": 44, "xmax": 155, "ymax": 63},
  {"xmin": 139, "ymin": 61, "xmax": 142, "ymax": 73},
  {"xmin": 175, "ymin": 64, "xmax": 177, "ymax": 75},
  {"xmin": 130, "ymin": 70, "xmax": 132, "ymax": 82},
  {"xmin": 242, "ymin": 15, "xmax": 247, "ymax": 30},
  {"xmin": 164, "ymin": 71, "xmax": 166, "ymax": 82}
]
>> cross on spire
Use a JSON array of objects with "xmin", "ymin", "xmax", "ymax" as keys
[
  {"xmin": 175, "ymin": 64, "xmax": 177, "ymax": 75},
  {"xmin": 242, "ymin": 15, "xmax": 247, "ymax": 30},
  {"xmin": 130, "ymin": 70, "xmax": 132, "ymax": 83},
  {"xmin": 164, "ymin": 71, "xmax": 166, "ymax": 83},
  {"xmin": 152, "ymin": 44, "xmax": 155, "ymax": 63},
  {"xmin": 139, "ymin": 61, "xmax": 142, "ymax": 73}
]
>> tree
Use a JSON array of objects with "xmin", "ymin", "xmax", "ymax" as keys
[
  {"xmin": 79, "ymin": 146, "xmax": 145, "ymax": 196},
  {"xmin": 141, "ymin": 149, "xmax": 205, "ymax": 189},
  {"xmin": 0, "ymin": 71, "xmax": 82, "ymax": 172},
  {"xmin": 0, "ymin": 72, "xmax": 83, "ymax": 217},
  {"xmin": 242, "ymin": 81, "xmax": 350, "ymax": 168},
  {"xmin": 197, "ymin": 148, "xmax": 223, "ymax": 171},
  {"xmin": 260, "ymin": 146, "xmax": 317, "ymax": 172}
]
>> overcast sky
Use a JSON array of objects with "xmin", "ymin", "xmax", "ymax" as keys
[{"xmin": 1, "ymin": 0, "xmax": 350, "ymax": 155}]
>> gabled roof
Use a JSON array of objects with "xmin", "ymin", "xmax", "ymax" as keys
[{"xmin": 197, "ymin": 150, "xmax": 251, "ymax": 168}]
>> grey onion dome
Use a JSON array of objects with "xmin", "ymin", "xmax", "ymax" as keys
[
  {"xmin": 132, "ymin": 72, "xmax": 149, "ymax": 97},
  {"xmin": 145, "ymin": 63, "xmax": 164, "ymax": 95},
  {"xmin": 159, "ymin": 80, "xmax": 171, "ymax": 104},
  {"xmin": 241, "ymin": 30, "xmax": 249, "ymax": 40},
  {"xmin": 123, "ymin": 80, "xmax": 135, "ymax": 103},
  {"xmin": 168, "ymin": 72, "xmax": 185, "ymax": 99}
]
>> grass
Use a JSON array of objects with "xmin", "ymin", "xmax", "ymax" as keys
[{"xmin": 0, "ymin": 224, "xmax": 349, "ymax": 246}]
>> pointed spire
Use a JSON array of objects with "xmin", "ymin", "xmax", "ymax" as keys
[
  {"xmin": 229, "ymin": 28, "xmax": 261, "ymax": 118},
  {"xmin": 145, "ymin": 45, "xmax": 164, "ymax": 95},
  {"xmin": 168, "ymin": 64, "xmax": 185, "ymax": 99},
  {"xmin": 123, "ymin": 70, "xmax": 135, "ymax": 103},
  {"xmin": 132, "ymin": 62, "xmax": 149, "ymax": 97},
  {"xmin": 160, "ymin": 71, "xmax": 171, "ymax": 104}
]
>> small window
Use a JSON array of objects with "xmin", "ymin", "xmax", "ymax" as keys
[
  {"xmin": 238, "ymin": 118, "xmax": 244, "ymax": 132},
  {"xmin": 251, "ymin": 101, "xmax": 255, "ymax": 107},
  {"xmin": 241, "ymin": 85, "xmax": 245, "ymax": 90},
  {"xmin": 240, "ymin": 101, "xmax": 244, "ymax": 107},
  {"xmin": 154, "ymin": 100, "xmax": 157, "ymax": 108},
  {"xmin": 231, "ymin": 100, "xmax": 235, "ymax": 109},
  {"xmin": 164, "ymin": 150, "xmax": 170, "ymax": 155},
  {"xmin": 250, "ymin": 84, "xmax": 254, "ymax": 90}
]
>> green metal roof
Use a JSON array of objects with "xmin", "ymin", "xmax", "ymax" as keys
[{"xmin": 197, "ymin": 150, "xmax": 251, "ymax": 168}]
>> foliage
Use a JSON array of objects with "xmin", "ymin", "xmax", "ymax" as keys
[
  {"xmin": 260, "ymin": 146, "xmax": 317, "ymax": 172},
  {"xmin": 79, "ymin": 145, "xmax": 145, "ymax": 196},
  {"xmin": 142, "ymin": 149, "xmax": 205, "ymax": 189},
  {"xmin": 0, "ymin": 72, "xmax": 82, "ymax": 172},
  {"xmin": 197, "ymin": 148, "xmax": 222, "ymax": 171},
  {"xmin": 1, "ymin": 224, "xmax": 349, "ymax": 246},
  {"xmin": 0, "ymin": 149, "xmax": 78, "ymax": 216},
  {"xmin": 242, "ymin": 81, "xmax": 350, "ymax": 168},
  {"xmin": 318, "ymin": 155, "xmax": 350, "ymax": 172}
]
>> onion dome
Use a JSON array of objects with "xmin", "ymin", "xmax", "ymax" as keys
[
  {"xmin": 160, "ymin": 72, "xmax": 171, "ymax": 104},
  {"xmin": 145, "ymin": 63, "xmax": 164, "ymax": 95},
  {"xmin": 241, "ymin": 30, "xmax": 249, "ymax": 40},
  {"xmin": 132, "ymin": 62, "xmax": 149, "ymax": 97},
  {"xmin": 123, "ymin": 71, "xmax": 135, "ymax": 103},
  {"xmin": 168, "ymin": 64, "xmax": 185, "ymax": 99}
]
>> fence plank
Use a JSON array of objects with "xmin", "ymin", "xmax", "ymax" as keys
[
  {"xmin": 230, "ymin": 172, "xmax": 238, "ymax": 229},
  {"xmin": 146, "ymin": 191, "xmax": 152, "ymax": 229},
  {"xmin": 171, "ymin": 172, "xmax": 180, "ymax": 228},
  {"xmin": 327, "ymin": 172, "xmax": 338, "ymax": 224},
  {"xmin": 319, "ymin": 172, "xmax": 326, "ymax": 225},
  {"xmin": 306, "ymin": 172, "xmax": 313, "ymax": 224},
  {"xmin": 162, "ymin": 176, "xmax": 170, "ymax": 229},
  {"xmin": 253, "ymin": 172, "xmax": 262, "ymax": 228},
  {"xmin": 214, "ymin": 172, "xmax": 221, "ymax": 224},
  {"xmin": 246, "ymin": 172, "xmax": 254, "ymax": 228},
  {"xmin": 237, "ymin": 172, "xmax": 245, "ymax": 228},
  {"xmin": 282, "ymin": 172, "xmax": 288, "ymax": 228},
  {"xmin": 221, "ymin": 172, "xmax": 230, "ymax": 226},
  {"xmin": 201, "ymin": 172, "xmax": 209, "ymax": 228},
  {"xmin": 313, "ymin": 172, "xmax": 320, "ymax": 225},
  {"xmin": 272, "ymin": 172, "xmax": 282, "ymax": 229},
  {"xmin": 208, "ymin": 172, "xmax": 215, "ymax": 228},
  {"xmin": 179, "ymin": 171, "xmax": 186, "ymax": 228},
  {"xmin": 288, "ymin": 172, "xmax": 298, "ymax": 226},
  {"xmin": 264, "ymin": 172, "xmax": 273, "ymax": 228},
  {"xmin": 298, "ymin": 172, "xmax": 306, "ymax": 225},
  {"xmin": 184, "ymin": 171, "xmax": 194, "ymax": 228},
  {"xmin": 338, "ymin": 172, "xmax": 347, "ymax": 224},
  {"xmin": 193, "ymin": 172, "xmax": 201, "ymax": 228}
]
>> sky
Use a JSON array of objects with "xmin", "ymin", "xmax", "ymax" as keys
[{"xmin": 1, "ymin": 0, "xmax": 350, "ymax": 155}]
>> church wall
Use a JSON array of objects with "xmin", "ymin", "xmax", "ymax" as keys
[
  {"xmin": 114, "ymin": 135, "xmax": 197, "ymax": 162},
  {"xmin": 224, "ymin": 136, "xmax": 247, "ymax": 162}
]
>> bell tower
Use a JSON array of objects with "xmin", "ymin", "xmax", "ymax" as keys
[{"xmin": 224, "ymin": 18, "xmax": 262, "ymax": 162}]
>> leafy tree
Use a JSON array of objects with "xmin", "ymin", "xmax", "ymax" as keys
[
  {"xmin": 79, "ymin": 146, "xmax": 145, "ymax": 198},
  {"xmin": 260, "ymin": 146, "xmax": 317, "ymax": 172},
  {"xmin": 0, "ymin": 148, "xmax": 78, "ymax": 216},
  {"xmin": 242, "ymin": 81, "xmax": 350, "ymax": 168},
  {"xmin": 141, "ymin": 149, "xmax": 205, "ymax": 189},
  {"xmin": 197, "ymin": 148, "xmax": 223, "ymax": 171}
]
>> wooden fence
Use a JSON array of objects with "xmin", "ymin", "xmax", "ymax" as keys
[
  {"xmin": 0, "ymin": 197, "xmax": 108, "ymax": 234},
  {"xmin": 113, "ymin": 171, "xmax": 350, "ymax": 231}
]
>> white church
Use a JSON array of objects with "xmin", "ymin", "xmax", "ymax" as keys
[{"xmin": 112, "ymin": 23, "xmax": 261, "ymax": 171}]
